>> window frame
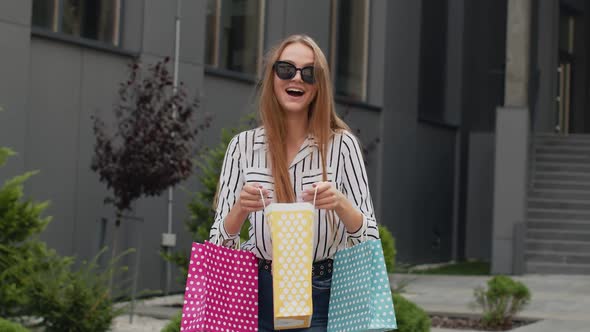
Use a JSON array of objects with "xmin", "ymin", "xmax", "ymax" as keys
[
  {"xmin": 31, "ymin": 0, "xmax": 123, "ymax": 48},
  {"xmin": 205, "ymin": 0, "xmax": 266, "ymax": 77},
  {"xmin": 330, "ymin": 0, "xmax": 371, "ymax": 102}
]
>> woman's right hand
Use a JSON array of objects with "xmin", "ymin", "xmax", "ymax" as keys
[{"xmin": 238, "ymin": 183, "xmax": 271, "ymax": 213}]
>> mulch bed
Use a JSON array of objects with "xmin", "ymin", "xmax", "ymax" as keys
[{"xmin": 430, "ymin": 314, "xmax": 536, "ymax": 331}]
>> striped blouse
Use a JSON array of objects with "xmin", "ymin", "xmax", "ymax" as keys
[{"xmin": 209, "ymin": 127, "xmax": 380, "ymax": 261}]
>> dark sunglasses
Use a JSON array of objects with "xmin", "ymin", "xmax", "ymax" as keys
[{"xmin": 273, "ymin": 61, "xmax": 315, "ymax": 84}]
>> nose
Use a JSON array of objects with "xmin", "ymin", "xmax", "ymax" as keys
[{"xmin": 292, "ymin": 69, "xmax": 304, "ymax": 82}]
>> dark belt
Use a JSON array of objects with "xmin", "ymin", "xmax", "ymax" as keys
[{"xmin": 258, "ymin": 258, "xmax": 333, "ymax": 277}]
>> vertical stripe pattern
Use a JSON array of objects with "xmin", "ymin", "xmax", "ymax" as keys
[{"xmin": 209, "ymin": 127, "xmax": 379, "ymax": 261}]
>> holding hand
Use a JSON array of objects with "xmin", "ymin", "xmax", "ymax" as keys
[
  {"xmin": 302, "ymin": 181, "xmax": 345, "ymax": 211},
  {"xmin": 238, "ymin": 183, "xmax": 271, "ymax": 213}
]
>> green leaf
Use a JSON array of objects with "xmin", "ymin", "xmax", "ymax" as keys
[{"xmin": 0, "ymin": 147, "xmax": 16, "ymax": 167}]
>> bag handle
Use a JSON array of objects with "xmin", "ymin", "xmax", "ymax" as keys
[{"xmin": 257, "ymin": 185, "xmax": 319, "ymax": 210}]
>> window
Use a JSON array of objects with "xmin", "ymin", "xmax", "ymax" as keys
[
  {"xmin": 331, "ymin": 0, "xmax": 370, "ymax": 101},
  {"xmin": 205, "ymin": 0, "xmax": 265, "ymax": 76},
  {"xmin": 32, "ymin": 0, "xmax": 121, "ymax": 47}
]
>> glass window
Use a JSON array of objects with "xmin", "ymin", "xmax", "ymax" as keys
[
  {"xmin": 559, "ymin": 10, "xmax": 575, "ymax": 54},
  {"xmin": 205, "ymin": 0, "xmax": 220, "ymax": 66},
  {"xmin": 32, "ymin": 0, "xmax": 58, "ymax": 31},
  {"xmin": 205, "ymin": 0, "xmax": 264, "ymax": 75},
  {"xmin": 332, "ymin": 0, "xmax": 370, "ymax": 101},
  {"xmin": 32, "ymin": 0, "xmax": 121, "ymax": 47}
]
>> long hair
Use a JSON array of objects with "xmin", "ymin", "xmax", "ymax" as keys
[{"xmin": 259, "ymin": 34, "xmax": 349, "ymax": 203}]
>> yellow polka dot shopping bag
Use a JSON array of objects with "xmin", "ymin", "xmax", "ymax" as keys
[
  {"xmin": 180, "ymin": 241, "xmax": 259, "ymax": 332},
  {"xmin": 266, "ymin": 202, "xmax": 315, "ymax": 330},
  {"xmin": 327, "ymin": 238, "xmax": 397, "ymax": 331}
]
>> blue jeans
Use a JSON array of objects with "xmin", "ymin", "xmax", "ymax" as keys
[{"xmin": 258, "ymin": 268, "xmax": 331, "ymax": 331}]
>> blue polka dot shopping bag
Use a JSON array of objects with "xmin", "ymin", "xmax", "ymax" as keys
[{"xmin": 327, "ymin": 239, "xmax": 397, "ymax": 332}]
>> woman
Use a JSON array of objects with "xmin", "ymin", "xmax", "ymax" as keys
[{"xmin": 209, "ymin": 34, "xmax": 380, "ymax": 331}]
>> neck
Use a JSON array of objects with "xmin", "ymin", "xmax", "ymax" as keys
[{"xmin": 284, "ymin": 111, "xmax": 309, "ymax": 143}]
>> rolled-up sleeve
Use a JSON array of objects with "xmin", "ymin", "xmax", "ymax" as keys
[
  {"xmin": 341, "ymin": 133, "xmax": 380, "ymax": 245},
  {"xmin": 209, "ymin": 135, "xmax": 244, "ymax": 247}
]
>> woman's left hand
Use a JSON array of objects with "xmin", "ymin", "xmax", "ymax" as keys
[{"xmin": 301, "ymin": 182, "xmax": 345, "ymax": 211}]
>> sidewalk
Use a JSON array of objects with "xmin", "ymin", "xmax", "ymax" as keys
[
  {"xmin": 111, "ymin": 295, "xmax": 182, "ymax": 332},
  {"xmin": 395, "ymin": 273, "xmax": 590, "ymax": 332},
  {"xmin": 110, "ymin": 274, "xmax": 590, "ymax": 332}
]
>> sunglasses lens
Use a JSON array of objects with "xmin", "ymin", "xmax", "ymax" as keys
[
  {"xmin": 301, "ymin": 67, "xmax": 315, "ymax": 84},
  {"xmin": 274, "ymin": 62, "xmax": 315, "ymax": 84},
  {"xmin": 275, "ymin": 62, "xmax": 296, "ymax": 80}
]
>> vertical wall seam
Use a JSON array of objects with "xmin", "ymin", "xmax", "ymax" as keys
[{"xmin": 71, "ymin": 48, "xmax": 84, "ymax": 255}]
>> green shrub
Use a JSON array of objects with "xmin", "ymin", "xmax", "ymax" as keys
[
  {"xmin": 391, "ymin": 293, "xmax": 431, "ymax": 332},
  {"xmin": 0, "ymin": 147, "xmax": 53, "ymax": 318},
  {"xmin": 161, "ymin": 311, "xmax": 181, "ymax": 332},
  {"xmin": 0, "ymin": 241, "xmax": 70, "ymax": 318},
  {"xmin": 0, "ymin": 147, "xmax": 124, "ymax": 331},
  {"xmin": 379, "ymin": 224, "xmax": 396, "ymax": 273},
  {"xmin": 27, "ymin": 252, "xmax": 126, "ymax": 332},
  {"xmin": 0, "ymin": 318, "xmax": 28, "ymax": 332},
  {"xmin": 473, "ymin": 275, "xmax": 531, "ymax": 329}
]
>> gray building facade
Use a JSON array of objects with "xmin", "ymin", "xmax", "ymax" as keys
[{"xmin": 1, "ymin": 0, "xmax": 589, "ymax": 294}]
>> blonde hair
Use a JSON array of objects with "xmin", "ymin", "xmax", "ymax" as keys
[{"xmin": 259, "ymin": 34, "xmax": 349, "ymax": 203}]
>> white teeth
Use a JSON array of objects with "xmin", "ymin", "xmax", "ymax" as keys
[{"xmin": 286, "ymin": 88, "xmax": 304, "ymax": 93}]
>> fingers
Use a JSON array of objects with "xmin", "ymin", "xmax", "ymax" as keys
[
  {"xmin": 302, "ymin": 182, "xmax": 331, "ymax": 199},
  {"xmin": 240, "ymin": 198, "xmax": 268, "ymax": 211},
  {"xmin": 239, "ymin": 183, "xmax": 271, "ymax": 212},
  {"xmin": 239, "ymin": 196, "xmax": 269, "ymax": 212},
  {"xmin": 312, "ymin": 182, "xmax": 332, "ymax": 194},
  {"xmin": 242, "ymin": 183, "xmax": 269, "ymax": 196},
  {"xmin": 302, "ymin": 182, "xmax": 331, "ymax": 198},
  {"xmin": 244, "ymin": 183, "xmax": 271, "ymax": 199}
]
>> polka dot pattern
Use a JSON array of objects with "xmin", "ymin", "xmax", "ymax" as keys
[
  {"xmin": 180, "ymin": 241, "xmax": 259, "ymax": 332},
  {"xmin": 327, "ymin": 240, "xmax": 397, "ymax": 332},
  {"xmin": 266, "ymin": 203, "xmax": 315, "ymax": 329}
]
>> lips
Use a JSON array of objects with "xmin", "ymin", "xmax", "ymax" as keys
[{"xmin": 286, "ymin": 87, "xmax": 305, "ymax": 97}]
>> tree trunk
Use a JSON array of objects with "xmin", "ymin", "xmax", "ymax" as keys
[{"xmin": 108, "ymin": 211, "xmax": 121, "ymax": 294}]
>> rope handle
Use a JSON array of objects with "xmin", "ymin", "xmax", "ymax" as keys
[
  {"xmin": 257, "ymin": 185, "xmax": 319, "ymax": 210},
  {"xmin": 258, "ymin": 185, "xmax": 319, "ymax": 238}
]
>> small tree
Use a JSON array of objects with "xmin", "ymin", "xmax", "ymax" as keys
[
  {"xmin": 91, "ymin": 57, "xmax": 208, "ymax": 263},
  {"xmin": 163, "ymin": 116, "xmax": 255, "ymax": 282}
]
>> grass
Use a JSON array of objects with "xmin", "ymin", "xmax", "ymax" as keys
[{"xmin": 400, "ymin": 261, "xmax": 490, "ymax": 275}]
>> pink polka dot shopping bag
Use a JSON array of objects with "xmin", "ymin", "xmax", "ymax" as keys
[{"xmin": 180, "ymin": 241, "xmax": 259, "ymax": 332}]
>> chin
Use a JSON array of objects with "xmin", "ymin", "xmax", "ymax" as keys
[
  {"xmin": 280, "ymin": 100, "xmax": 312, "ymax": 113},
  {"xmin": 283, "ymin": 105, "xmax": 310, "ymax": 114}
]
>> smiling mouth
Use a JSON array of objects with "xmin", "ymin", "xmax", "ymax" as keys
[{"xmin": 286, "ymin": 88, "xmax": 305, "ymax": 97}]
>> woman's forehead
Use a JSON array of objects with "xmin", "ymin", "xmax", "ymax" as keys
[{"xmin": 279, "ymin": 43, "xmax": 315, "ymax": 65}]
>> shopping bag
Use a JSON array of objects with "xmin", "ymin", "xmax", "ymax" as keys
[
  {"xmin": 266, "ymin": 202, "xmax": 315, "ymax": 330},
  {"xmin": 327, "ymin": 239, "xmax": 397, "ymax": 332},
  {"xmin": 180, "ymin": 241, "xmax": 259, "ymax": 332}
]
